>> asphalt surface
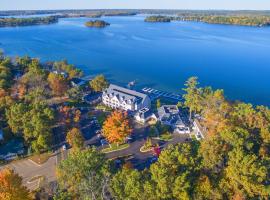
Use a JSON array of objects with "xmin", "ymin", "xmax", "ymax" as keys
[{"xmin": 0, "ymin": 119, "xmax": 190, "ymax": 190}]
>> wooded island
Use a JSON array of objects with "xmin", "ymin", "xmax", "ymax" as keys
[{"xmin": 85, "ymin": 20, "xmax": 110, "ymax": 28}]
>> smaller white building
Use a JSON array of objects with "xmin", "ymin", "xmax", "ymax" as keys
[
  {"xmin": 193, "ymin": 119, "xmax": 205, "ymax": 140},
  {"xmin": 134, "ymin": 108, "xmax": 157, "ymax": 124},
  {"xmin": 53, "ymin": 70, "xmax": 68, "ymax": 78},
  {"xmin": 158, "ymin": 105, "xmax": 190, "ymax": 134}
]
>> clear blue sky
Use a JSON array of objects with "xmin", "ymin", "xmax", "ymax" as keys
[{"xmin": 1, "ymin": 0, "xmax": 270, "ymax": 11}]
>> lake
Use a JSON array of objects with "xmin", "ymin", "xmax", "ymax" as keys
[{"xmin": 0, "ymin": 15, "xmax": 270, "ymax": 106}]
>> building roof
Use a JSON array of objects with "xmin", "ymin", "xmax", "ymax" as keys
[
  {"xmin": 158, "ymin": 105, "xmax": 179, "ymax": 118},
  {"xmin": 136, "ymin": 108, "xmax": 155, "ymax": 120},
  {"xmin": 194, "ymin": 119, "xmax": 206, "ymax": 135},
  {"xmin": 103, "ymin": 84, "xmax": 149, "ymax": 105}
]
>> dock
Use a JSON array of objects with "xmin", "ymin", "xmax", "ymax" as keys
[{"xmin": 141, "ymin": 87, "xmax": 182, "ymax": 102}]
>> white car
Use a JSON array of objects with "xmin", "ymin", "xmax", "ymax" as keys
[
  {"xmin": 4, "ymin": 153, "xmax": 17, "ymax": 161},
  {"xmin": 62, "ymin": 144, "xmax": 67, "ymax": 151},
  {"xmin": 175, "ymin": 127, "xmax": 190, "ymax": 134}
]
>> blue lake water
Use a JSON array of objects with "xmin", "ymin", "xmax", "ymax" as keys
[{"xmin": 0, "ymin": 15, "xmax": 270, "ymax": 106}]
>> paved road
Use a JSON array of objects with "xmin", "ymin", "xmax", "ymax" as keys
[
  {"xmin": 0, "ymin": 123, "xmax": 189, "ymax": 190},
  {"xmin": 1, "ymin": 156, "xmax": 57, "ymax": 190}
]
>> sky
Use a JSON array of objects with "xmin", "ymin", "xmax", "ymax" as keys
[{"xmin": 0, "ymin": 0, "xmax": 270, "ymax": 11}]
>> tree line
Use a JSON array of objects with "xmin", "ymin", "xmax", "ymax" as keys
[
  {"xmin": 0, "ymin": 53, "xmax": 85, "ymax": 153},
  {"xmin": 176, "ymin": 15, "xmax": 270, "ymax": 27},
  {"xmin": 0, "ymin": 16, "xmax": 59, "ymax": 27},
  {"xmin": 144, "ymin": 15, "xmax": 270, "ymax": 26}
]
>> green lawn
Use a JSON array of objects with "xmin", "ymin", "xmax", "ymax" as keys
[
  {"xmin": 29, "ymin": 152, "xmax": 51, "ymax": 165},
  {"xmin": 101, "ymin": 143, "xmax": 129, "ymax": 153},
  {"xmin": 159, "ymin": 133, "xmax": 173, "ymax": 141}
]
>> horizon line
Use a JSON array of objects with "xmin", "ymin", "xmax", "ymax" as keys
[{"xmin": 1, "ymin": 8, "xmax": 270, "ymax": 12}]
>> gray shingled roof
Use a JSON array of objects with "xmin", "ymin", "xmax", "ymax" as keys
[{"xmin": 103, "ymin": 84, "xmax": 148, "ymax": 104}]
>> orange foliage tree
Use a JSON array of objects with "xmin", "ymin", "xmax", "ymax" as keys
[
  {"xmin": 102, "ymin": 111, "xmax": 132, "ymax": 145},
  {"xmin": 0, "ymin": 168, "xmax": 32, "ymax": 200},
  {"xmin": 66, "ymin": 127, "xmax": 85, "ymax": 150},
  {"xmin": 47, "ymin": 72, "xmax": 68, "ymax": 96}
]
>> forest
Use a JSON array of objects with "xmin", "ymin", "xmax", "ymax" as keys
[
  {"xmin": 176, "ymin": 15, "xmax": 270, "ymax": 26},
  {"xmin": 145, "ymin": 15, "xmax": 172, "ymax": 22},
  {"xmin": 0, "ymin": 16, "xmax": 59, "ymax": 27}
]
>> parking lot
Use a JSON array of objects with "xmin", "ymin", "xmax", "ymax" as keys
[{"xmin": 1, "ymin": 156, "xmax": 57, "ymax": 190}]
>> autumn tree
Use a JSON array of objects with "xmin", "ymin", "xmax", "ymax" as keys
[
  {"xmin": 73, "ymin": 109, "xmax": 81, "ymax": 123},
  {"xmin": 0, "ymin": 168, "xmax": 32, "ymax": 200},
  {"xmin": 48, "ymin": 72, "xmax": 68, "ymax": 96},
  {"xmin": 89, "ymin": 74, "xmax": 109, "ymax": 92},
  {"xmin": 20, "ymin": 59, "xmax": 49, "ymax": 103},
  {"xmin": 66, "ymin": 128, "xmax": 84, "ymax": 150},
  {"xmin": 102, "ymin": 111, "xmax": 132, "ymax": 145},
  {"xmin": 0, "ymin": 89, "xmax": 13, "ymax": 121},
  {"xmin": 200, "ymin": 88, "xmax": 230, "ymax": 137}
]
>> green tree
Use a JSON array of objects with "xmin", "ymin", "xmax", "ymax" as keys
[
  {"xmin": 156, "ymin": 99, "xmax": 161, "ymax": 109},
  {"xmin": 183, "ymin": 77, "xmax": 203, "ymax": 120},
  {"xmin": 6, "ymin": 103, "xmax": 54, "ymax": 153},
  {"xmin": 224, "ymin": 148, "xmax": 268, "ymax": 197},
  {"xmin": 0, "ymin": 63, "xmax": 13, "ymax": 89},
  {"xmin": 53, "ymin": 60, "xmax": 83, "ymax": 79},
  {"xmin": 56, "ymin": 148, "xmax": 111, "ymax": 199},
  {"xmin": 149, "ymin": 143, "xmax": 201, "ymax": 199},
  {"xmin": 193, "ymin": 175, "xmax": 222, "ymax": 200},
  {"xmin": 89, "ymin": 74, "xmax": 109, "ymax": 92},
  {"xmin": 111, "ymin": 168, "xmax": 145, "ymax": 200}
]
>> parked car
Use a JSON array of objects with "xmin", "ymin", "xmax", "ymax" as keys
[
  {"xmin": 125, "ymin": 136, "xmax": 134, "ymax": 143},
  {"xmin": 4, "ymin": 153, "xmax": 17, "ymax": 161},
  {"xmin": 62, "ymin": 144, "xmax": 67, "ymax": 151},
  {"xmin": 100, "ymin": 139, "xmax": 109, "ymax": 146},
  {"xmin": 175, "ymin": 127, "xmax": 190, "ymax": 134}
]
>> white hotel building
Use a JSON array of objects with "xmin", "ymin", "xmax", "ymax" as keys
[{"xmin": 102, "ymin": 84, "xmax": 151, "ymax": 112}]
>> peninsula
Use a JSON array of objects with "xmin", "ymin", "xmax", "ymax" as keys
[
  {"xmin": 144, "ymin": 15, "xmax": 171, "ymax": 22},
  {"xmin": 85, "ymin": 20, "xmax": 110, "ymax": 28},
  {"xmin": 176, "ymin": 15, "xmax": 270, "ymax": 27},
  {"xmin": 0, "ymin": 16, "xmax": 59, "ymax": 27}
]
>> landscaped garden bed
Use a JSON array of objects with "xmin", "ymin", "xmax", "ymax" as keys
[
  {"xmin": 140, "ymin": 138, "xmax": 154, "ymax": 152},
  {"xmin": 101, "ymin": 143, "xmax": 129, "ymax": 153}
]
